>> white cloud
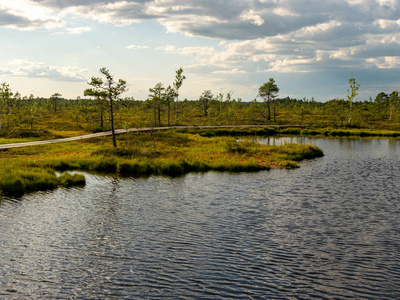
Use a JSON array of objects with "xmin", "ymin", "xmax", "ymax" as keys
[
  {"xmin": 316, "ymin": 49, "xmax": 352, "ymax": 61},
  {"xmin": 0, "ymin": 68, "xmax": 12, "ymax": 75},
  {"xmin": 66, "ymin": 26, "xmax": 92, "ymax": 34},
  {"xmin": 292, "ymin": 20, "xmax": 343, "ymax": 39},
  {"xmin": 377, "ymin": 0, "xmax": 399, "ymax": 9},
  {"xmin": 157, "ymin": 45, "xmax": 216, "ymax": 57},
  {"xmin": 366, "ymin": 56, "xmax": 400, "ymax": 69},
  {"xmin": 212, "ymin": 68, "xmax": 247, "ymax": 75},
  {"xmin": 272, "ymin": 7, "xmax": 297, "ymax": 17},
  {"xmin": 126, "ymin": 45, "xmax": 150, "ymax": 50},
  {"xmin": 2, "ymin": 0, "xmax": 400, "ymax": 97},
  {"xmin": 63, "ymin": 1, "xmax": 145, "ymax": 26},
  {"xmin": 6, "ymin": 59, "xmax": 87, "ymax": 82},
  {"xmin": 374, "ymin": 19, "xmax": 400, "ymax": 30},
  {"xmin": 240, "ymin": 10, "xmax": 264, "ymax": 26},
  {"xmin": 267, "ymin": 57, "xmax": 315, "ymax": 73},
  {"xmin": 346, "ymin": 0, "xmax": 366, "ymax": 6},
  {"xmin": 53, "ymin": 26, "xmax": 92, "ymax": 35},
  {"xmin": 0, "ymin": 0, "xmax": 64, "ymax": 30}
]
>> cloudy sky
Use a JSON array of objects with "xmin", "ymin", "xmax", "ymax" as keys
[{"xmin": 0, "ymin": 0, "xmax": 399, "ymax": 101}]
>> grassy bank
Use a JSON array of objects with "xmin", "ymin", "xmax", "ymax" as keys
[
  {"xmin": 185, "ymin": 126, "xmax": 400, "ymax": 139},
  {"xmin": 0, "ymin": 131, "xmax": 323, "ymax": 197}
]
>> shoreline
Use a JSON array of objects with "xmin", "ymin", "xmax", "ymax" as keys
[{"xmin": 0, "ymin": 130, "xmax": 322, "ymax": 198}]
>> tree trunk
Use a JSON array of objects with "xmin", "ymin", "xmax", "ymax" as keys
[
  {"xmin": 348, "ymin": 101, "xmax": 352, "ymax": 124},
  {"xmin": 174, "ymin": 99, "xmax": 178, "ymax": 125},
  {"xmin": 154, "ymin": 102, "xmax": 157, "ymax": 126},
  {"xmin": 100, "ymin": 107, "xmax": 104, "ymax": 130},
  {"xmin": 157, "ymin": 101, "xmax": 161, "ymax": 126},
  {"xmin": 167, "ymin": 101, "xmax": 170, "ymax": 126},
  {"xmin": 109, "ymin": 96, "xmax": 117, "ymax": 148}
]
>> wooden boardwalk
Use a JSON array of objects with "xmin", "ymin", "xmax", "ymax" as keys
[{"xmin": 0, "ymin": 125, "xmax": 303, "ymax": 150}]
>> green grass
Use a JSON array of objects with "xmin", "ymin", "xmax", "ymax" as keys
[
  {"xmin": 59, "ymin": 173, "xmax": 86, "ymax": 188},
  {"xmin": 0, "ymin": 131, "xmax": 323, "ymax": 197},
  {"xmin": 180, "ymin": 127, "xmax": 400, "ymax": 139}
]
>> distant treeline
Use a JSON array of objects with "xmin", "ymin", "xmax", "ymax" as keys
[{"xmin": 0, "ymin": 84, "xmax": 399, "ymax": 133}]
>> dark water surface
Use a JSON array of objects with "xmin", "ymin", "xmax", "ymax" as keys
[{"xmin": 1, "ymin": 138, "xmax": 400, "ymax": 299}]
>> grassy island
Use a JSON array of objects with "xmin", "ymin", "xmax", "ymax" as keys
[{"xmin": 0, "ymin": 130, "xmax": 323, "ymax": 198}]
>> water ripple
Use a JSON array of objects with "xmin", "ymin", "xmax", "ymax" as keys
[{"xmin": 0, "ymin": 138, "xmax": 400, "ymax": 298}]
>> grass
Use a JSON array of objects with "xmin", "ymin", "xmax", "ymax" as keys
[
  {"xmin": 59, "ymin": 173, "xmax": 86, "ymax": 188},
  {"xmin": 3, "ymin": 124, "xmax": 399, "ymax": 198},
  {"xmin": 0, "ymin": 161, "xmax": 86, "ymax": 197},
  {"xmin": 185, "ymin": 126, "xmax": 400, "ymax": 139},
  {"xmin": 0, "ymin": 131, "xmax": 323, "ymax": 197}
]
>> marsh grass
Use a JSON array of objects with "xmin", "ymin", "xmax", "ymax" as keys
[
  {"xmin": 187, "ymin": 127, "xmax": 279, "ymax": 137},
  {"xmin": 59, "ymin": 173, "xmax": 86, "ymax": 188},
  {"xmin": 182, "ymin": 127, "xmax": 400, "ymax": 139},
  {"xmin": 225, "ymin": 139, "xmax": 250, "ymax": 154},
  {"xmin": 0, "ymin": 165, "xmax": 58, "ymax": 197},
  {"xmin": 0, "ymin": 131, "xmax": 323, "ymax": 197}
]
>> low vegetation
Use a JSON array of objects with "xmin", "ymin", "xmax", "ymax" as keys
[
  {"xmin": 0, "ymin": 131, "xmax": 323, "ymax": 197},
  {"xmin": 187, "ymin": 127, "xmax": 400, "ymax": 138},
  {"xmin": 0, "ymin": 72, "xmax": 398, "ymax": 199}
]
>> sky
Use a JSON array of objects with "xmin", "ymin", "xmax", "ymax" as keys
[{"xmin": 0, "ymin": 0, "xmax": 399, "ymax": 102}]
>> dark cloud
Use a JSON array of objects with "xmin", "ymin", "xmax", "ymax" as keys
[
  {"xmin": 358, "ymin": 43, "xmax": 400, "ymax": 58},
  {"xmin": 0, "ymin": 12, "xmax": 30, "ymax": 27},
  {"xmin": 1, "ymin": 0, "xmax": 400, "ymax": 79},
  {"xmin": 31, "ymin": 0, "xmax": 151, "ymax": 9},
  {"xmin": 0, "ymin": 11, "xmax": 54, "ymax": 29},
  {"xmin": 164, "ymin": 14, "xmax": 326, "ymax": 40},
  {"xmin": 3, "ymin": 1, "xmax": 399, "ymax": 42}
]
